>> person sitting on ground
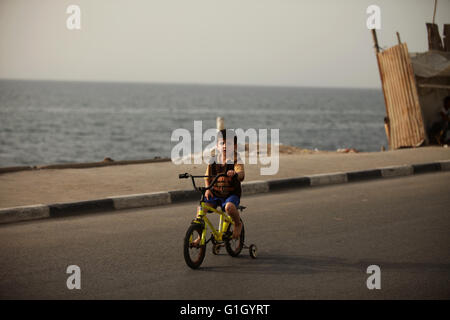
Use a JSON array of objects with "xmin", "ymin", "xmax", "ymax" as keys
[{"xmin": 192, "ymin": 129, "xmax": 245, "ymax": 245}]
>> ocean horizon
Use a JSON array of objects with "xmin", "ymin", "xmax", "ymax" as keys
[{"xmin": 0, "ymin": 79, "xmax": 387, "ymax": 167}]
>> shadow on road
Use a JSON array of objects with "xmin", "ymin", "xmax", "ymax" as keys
[{"xmin": 197, "ymin": 254, "xmax": 450, "ymax": 276}]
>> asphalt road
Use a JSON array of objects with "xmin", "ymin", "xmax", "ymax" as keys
[{"xmin": 1, "ymin": 172, "xmax": 449, "ymax": 299}]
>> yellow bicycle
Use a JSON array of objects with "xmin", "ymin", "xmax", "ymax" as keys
[{"xmin": 179, "ymin": 172, "xmax": 257, "ymax": 269}]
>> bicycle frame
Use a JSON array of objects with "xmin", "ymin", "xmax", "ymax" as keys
[
  {"xmin": 179, "ymin": 172, "xmax": 237, "ymax": 246},
  {"xmin": 181, "ymin": 172, "xmax": 257, "ymax": 267},
  {"xmin": 194, "ymin": 202, "xmax": 234, "ymax": 246}
]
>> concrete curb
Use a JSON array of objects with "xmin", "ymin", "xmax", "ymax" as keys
[
  {"xmin": 308, "ymin": 172, "xmax": 348, "ymax": 186},
  {"xmin": 242, "ymin": 180, "xmax": 270, "ymax": 195},
  {"xmin": 267, "ymin": 177, "xmax": 310, "ymax": 191},
  {"xmin": 380, "ymin": 165, "xmax": 414, "ymax": 178},
  {"xmin": 0, "ymin": 204, "xmax": 50, "ymax": 224},
  {"xmin": 1, "ymin": 160, "xmax": 449, "ymax": 225},
  {"xmin": 347, "ymin": 169, "xmax": 382, "ymax": 182},
  {"xmin": 440, "ymin": 159, "xmax": 450, "ymax": 171},
  {"xmin": 109, "ymin": 192, "xmax": 171, "ymax": 210},
  {"xmin": 48, "ymin": 199, "xmax": 114, "ymax": 218}
]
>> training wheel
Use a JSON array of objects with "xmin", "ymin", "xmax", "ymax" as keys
[
  {"xmin": 212, "ymin": 244, "xmax": 221, "ymax": 255},
  {"xmin": 249, "ymin": 244, "xmax": 257, "ymax": 259}
]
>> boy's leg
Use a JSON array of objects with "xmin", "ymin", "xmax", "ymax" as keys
[
  {"xmin": 192, "ymin": 199, "xmax": 218, "ymax": 247},
  {"xmin": 223, "ymin": 195, "xmax": 242, "ymax": 239}
]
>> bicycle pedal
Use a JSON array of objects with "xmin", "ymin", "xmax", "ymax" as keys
[{"xmin": 222, "ymin": 232, "xmax": 232, "ymax": 240}]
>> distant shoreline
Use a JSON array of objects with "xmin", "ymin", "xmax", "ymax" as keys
[
  {"xmin": 0, "ymin": 78, "xmax": 383, "ymax": 91},
  {"xmin": 0, "ymin": 144, "xmax": 360, "ymax": 174}
]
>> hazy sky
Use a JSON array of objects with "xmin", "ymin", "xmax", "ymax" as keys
[{"xmin": 1, "ymin": 0, "xmax": 449, "ymax": 88}]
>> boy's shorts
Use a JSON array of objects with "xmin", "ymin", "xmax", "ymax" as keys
[{"xmin": 204, "ymin": 194, "xmax": 240, "ymax": 211}]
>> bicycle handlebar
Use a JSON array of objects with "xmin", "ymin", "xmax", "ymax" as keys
[{"xmin": 178, "ymin": 172, "xmax": 228, "ymax": 193}]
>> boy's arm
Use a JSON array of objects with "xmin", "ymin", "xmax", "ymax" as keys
[
  {"xmin": 234, "ymin": 163, "xmax": 245, "ymax": 182},
  {"xmin": 204, "ymin": 165, "xmax": 211, "ymax": 187}
]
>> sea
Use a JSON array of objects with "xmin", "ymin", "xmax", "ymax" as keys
[{"xmin": 0, "ymin": 79, "xmax": 387, "ymax": 167}]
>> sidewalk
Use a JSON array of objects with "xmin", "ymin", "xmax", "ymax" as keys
[{"xmin": 1, "ymin": 146, "xmax": 449, "ymax": 209}]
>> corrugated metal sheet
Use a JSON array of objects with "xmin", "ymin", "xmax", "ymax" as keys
[{"xmin": 377, "ymin": 43, "xmax": 426, "ymax": 149}]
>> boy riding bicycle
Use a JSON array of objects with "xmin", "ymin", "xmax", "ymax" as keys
[{"xmin": 193, "ymin": 129, "xmax": 245, "ymax": 244}]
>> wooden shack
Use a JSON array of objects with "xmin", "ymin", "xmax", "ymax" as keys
[{"xmin": 372, "ymin": 23, "xmax": 450, "ymax": 150}]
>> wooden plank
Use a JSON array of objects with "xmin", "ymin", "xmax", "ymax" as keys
[
  {"xmin": 402, "ymin": 43, "xmax": 426, "ymax": 145},
  {"xmin": 384, "ymin": 46, "xmax": 403, "ymax": 148},
  {"xmin": 404, "ymin": 42, "xmax": 426, "ymax": 146},
  {"xmin": 376, "ymin": 43, "xmax": 426, "ymax": 149},
  {"xmin": 389, "ymin": 47, "xmax": 406, "ymax": 148},
  {"xmin": 397, "ymin": 44, "xmax": 418, "ymax": 145},
  {"xmin": 426, "ymin": 23, "xmax": 444, "ymax": 51},
  {"xmin": 396, "ymin": 32, "xmax": 402, "ymax": 45},
  {"xmin": 395, "ymin": 45, "xmax": 413, "ymax": 147},
  {"xmin": 384, "ymin": 51, "xmax": 399, "ymax": 148},
  {"xmin": 372, "ymin": 30, "xmax": 391, "ymax": 147},
  {"xmin": 377, "ymin": 51, "xmax": 391, "ymax": 146}
]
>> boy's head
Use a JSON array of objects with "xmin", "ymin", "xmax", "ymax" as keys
[{"xmin": 217, "ymin": 129, "xmax": 237, "ymax": 158}]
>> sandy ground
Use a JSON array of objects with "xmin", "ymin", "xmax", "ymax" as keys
[{"xmin": 0, "ymin": 146, "xmax": 449, "ymax": 208}]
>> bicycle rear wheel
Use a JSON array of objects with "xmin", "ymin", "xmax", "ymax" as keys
[
  {"xmin": 183, "ymin": 223, "xmax": 206, "ymax": 269},
  {"xmin": 225, "ymin": 219, "xmax": 245, "ymax": 257}
]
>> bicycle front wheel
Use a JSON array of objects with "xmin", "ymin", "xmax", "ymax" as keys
[{"xmin": 183, "ymin": 223, "xmax": 206, "ymax": 269}]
